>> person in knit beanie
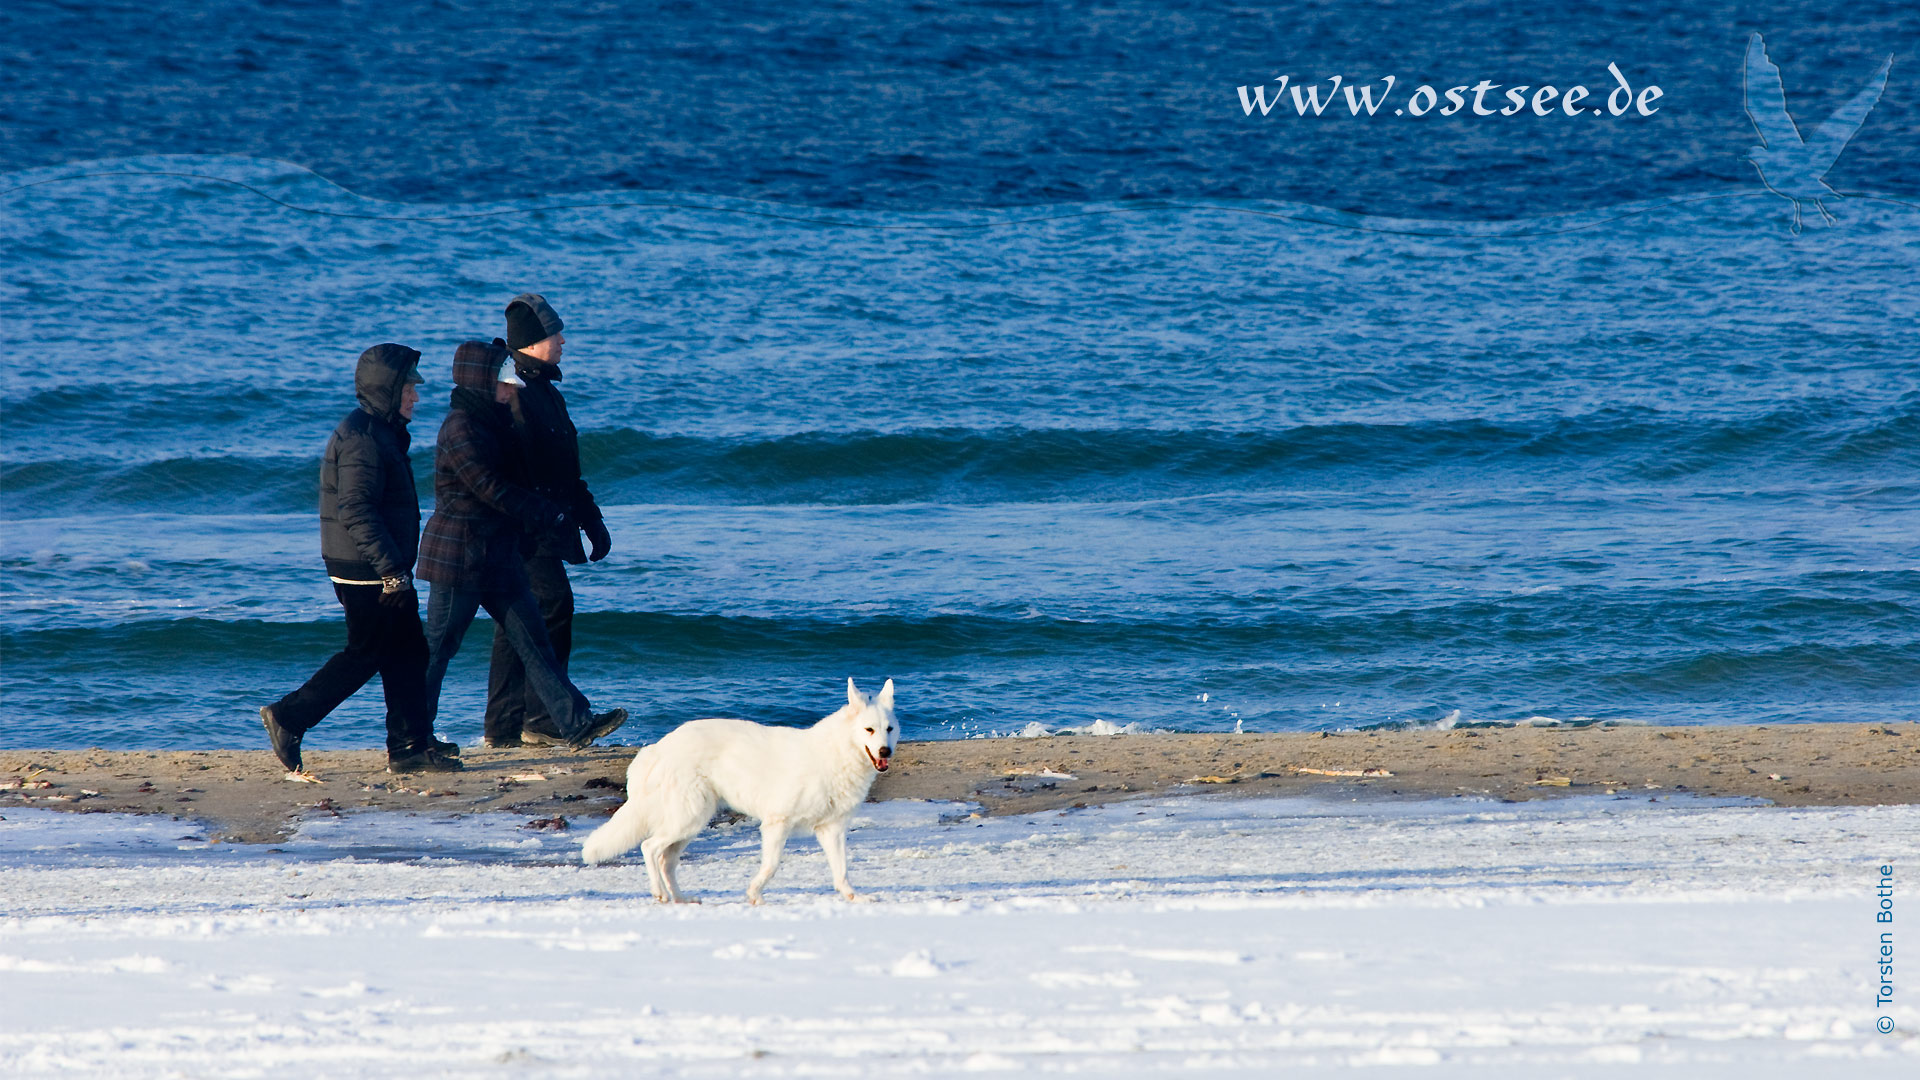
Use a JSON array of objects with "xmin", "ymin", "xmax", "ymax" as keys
[{"xmin": 483, "ymin": 293, "xmax": 618, "ymax": 747}]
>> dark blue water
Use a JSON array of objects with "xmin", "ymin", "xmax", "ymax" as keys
[
  {"xmin": 2, "ymin": 2, "xmax": 1917, "ymax": 748},
  {"xmin": 4, "ymin": 0, "xmax": 1915, "ymax": 213}
]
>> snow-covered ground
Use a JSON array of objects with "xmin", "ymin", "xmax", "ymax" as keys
[{"xmin": 2, "ymin": 794, "xmax": 1915, "ymax": 1077}]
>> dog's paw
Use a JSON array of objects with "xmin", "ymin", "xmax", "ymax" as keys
[{"xmin": 840, "ymin": 890, "xmax": 871, "ymax": 903}]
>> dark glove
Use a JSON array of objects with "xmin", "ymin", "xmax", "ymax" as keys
[
  {"xmin": 584, "ymin": 517, "xmax": 612, "ymax": 562},
  {"xmin": 379, "ymin": 574, "xmax": 417, "ymax": 609}
]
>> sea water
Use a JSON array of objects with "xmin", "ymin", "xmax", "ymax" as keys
[{"xmin": 1, "ymin": 4, "xmax": 1915, "ymax": 748}]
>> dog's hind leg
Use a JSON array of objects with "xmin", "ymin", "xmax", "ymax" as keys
[
  {"xmin": 814, "ymin": 821, "xmax": 861, "ymax": 901},
  {"xmin": 659, "ymin": 839, "xmax": 696, "ymax": 904},
  {"xmin": 639, "ymin": 836, "xmax": 673, "ymax": 902},
  {"xmin": 745, "ymin": 819, "xmax": 793, "ymax": 905}
]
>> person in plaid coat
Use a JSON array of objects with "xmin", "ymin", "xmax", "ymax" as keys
[{"xmin": 416, "ymin": 339, "xmax": 626, "ymax": 748}]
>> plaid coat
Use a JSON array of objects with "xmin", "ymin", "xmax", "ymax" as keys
[{"xmin": 416, "ymin": 344, "xmax": 565, "ymax": 589}]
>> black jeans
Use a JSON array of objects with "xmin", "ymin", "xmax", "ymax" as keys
[
  {"xmin": 423, "ymin": 577, "xmax": 590, "ymax": 737},
  {"xmin": 270, "ymin": 583, "xmax": 432, "ymax": 756},
  {"xmin": 483, "ymin": 555, "xmax": 574, "ymax": 741}
]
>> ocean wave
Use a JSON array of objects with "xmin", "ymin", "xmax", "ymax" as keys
[
  {"xmin": 3, "ymin": 604, "xmax": 1913, "ymax": 748},
  {"xmin": 1, "ymin": 456, "xmax": 317, "ymax": 515},
  {"xmin": 6, "ymin": 603, "xmax": 1913, "ymax": 670},
  {"xmin": 6, "ymin": 407, "xmax": 1914, "ymax": 517},
  {"xmin": 1359, "ymin": 709, "xmax": 1652, "ymax": 732},
  {"xmin": 9, "ymin": 154, "xmax": 1894, "ymax": 238}
]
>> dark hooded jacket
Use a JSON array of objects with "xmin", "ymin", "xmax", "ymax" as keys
[
  {"xmin": 416, "ymin": 340, "xmax": 567, "ymax": 589},
  {"xmin": 506, "ymin": 346, "xmax": 603, "ymax": 564},
  {"xmin": 319, "ymin": 345, "xmax": 422, "ymax": 581}
]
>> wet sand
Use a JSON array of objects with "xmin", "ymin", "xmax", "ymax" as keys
[{"xmin": 4, "ymin": 722, "xmax": 1916, "ymax": 843}]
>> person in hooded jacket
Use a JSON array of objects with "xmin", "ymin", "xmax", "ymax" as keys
[
  {"xmin": 483, "ymin": 293, "xmax": 615, "ymax": 747},
  {"xmin": 262, "ymin": 344, "xmax": 460, "ymax": 775},
  {"xmin": 416, "ymin": 340, "xmax": 627, "ymax": 747}
]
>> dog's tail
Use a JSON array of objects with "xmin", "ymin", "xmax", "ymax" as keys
[
  {"xmin": 581, "ymin": 797, "xmax": 649, "ymax": 865},
  {"xmin": 581, "ymin": 747, "xmax": 659, "ymax": 865}
]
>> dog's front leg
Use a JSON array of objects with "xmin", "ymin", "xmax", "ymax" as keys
[
  {"xmin": 746, "ymin": 819, "xmax": 793, "ymax": 905},
  {"xmin": 814, "ymin": 822, "xmax": 861, "ymax": 901}
]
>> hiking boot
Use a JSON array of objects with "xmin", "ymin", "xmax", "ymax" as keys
[
  {"xmin": 525, "ymin": 708, "xmax": 627, "ymax": 748},
  {"xmin": 519, "ymin": 720, "xmax": 567, "ymax": 747},
  {"xmin": 568, "ymin": 708, "xmax": 628, "ymax": 749},
  {"xmin": 387, "ymin": 747, "xmax": 465, "ymax": 774},
  {"xmin": 431, "ymin": 734, "xmax": 461, "ymax": 756},
  {"xmin": 482, "ymin": 733, "xmax": 524, "ymax": 749},
  {"xmin": 261, "ymin": 705, "xmax": 303, "ymax": 773}
]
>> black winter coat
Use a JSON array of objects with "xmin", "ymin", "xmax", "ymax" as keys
[
  {"xmin": 507, "ymin": 347, "xmax": 603, "ymax": 564},
  {"xmin": 319, "ymin": 345, "xmax": 422, "ymax": 581}
]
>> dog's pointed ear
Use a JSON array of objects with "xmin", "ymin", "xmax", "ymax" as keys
[
  {"xmin": 846, "ymin": 677, "xmax": 863, "ymax": 709},
  {"xmin": 876, "ymin": 678, "xmax": 895, "ymax": 710}
]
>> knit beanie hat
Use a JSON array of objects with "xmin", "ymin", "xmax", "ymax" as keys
[{"xmin": 505, "ymin": 293, "xmax": 564, "ymax": 350}]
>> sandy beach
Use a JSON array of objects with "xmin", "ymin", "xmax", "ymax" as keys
[{"xmin": 5, "ymin": 722, "xmax": 1915, "ymax": 842}]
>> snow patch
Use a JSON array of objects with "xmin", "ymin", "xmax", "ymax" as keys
[
  {"xmin": 1, "ymin": 796, "xmax": 1914, "ymax": 1077},
  {"xmin": 888, "ymin": 949, "xmax": 946, "ymax": 977}
]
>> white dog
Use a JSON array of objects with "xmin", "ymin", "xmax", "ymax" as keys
[{"xmin": 580, "ymin": 678, "xmax": 898, "ymax": 904}]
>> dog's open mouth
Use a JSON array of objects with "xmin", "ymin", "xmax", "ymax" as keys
[{"xmin": 866, "ymin": 747, "xmax": 889, "ymax": 772}]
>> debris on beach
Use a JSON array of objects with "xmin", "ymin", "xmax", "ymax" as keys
[
  {"xmin": 522, "ymin": 817, "xmax": 569, "ymax": 831},
  {"xmin": 1530, "ymin": 776, "xmax": 1573, "ymax": 787},
  {"xmin": 284, "ymin": 771, "xmax": 323, "ymax": 784},
  {"xmin": 1294, "ymin": 767, "xmax": 1394, "ymax": 778}
]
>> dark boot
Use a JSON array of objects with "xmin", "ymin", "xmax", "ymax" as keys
[
  {"xmin": 526, "ymin": 708, "xmax": 628, "ymax": 748},
  {"xmin": 519, "ymin": 718, "xmax": 568, "ymax": 747},
  {"xmin": 569, "ymin": 708, "xmax": 628, "ymax": 749},
  {"xmin": 388, "ymin": 747, "xmax": 465, "ymax": 774},
  {"xmin": 261, "ymin": 705, "xmax": 303, "ymax": 772}
]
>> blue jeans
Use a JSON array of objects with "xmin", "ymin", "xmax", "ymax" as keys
[{"xmin": 423, "ymin": 581, "xmax": 590, "ymax": 738}]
